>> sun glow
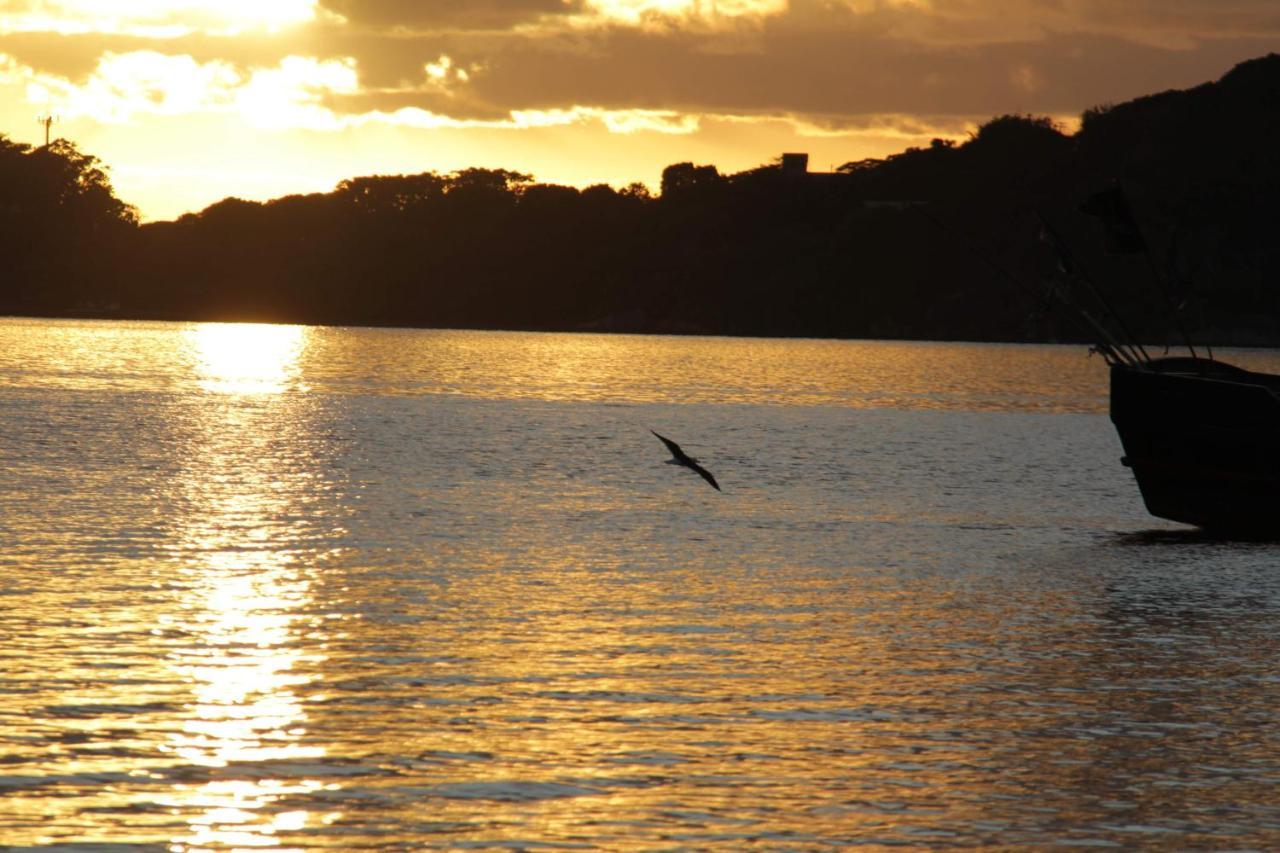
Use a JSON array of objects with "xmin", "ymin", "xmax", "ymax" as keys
[
  {"xmin": 28, "ymin": 51, "xmax": 240, "ymax": 123},
  {"xmin": 190, "ymin": 323, "xmax": 307, "ymax": 394},
  {"xmin": 581, "ymin": 0, "xmax": 786, "ymax": 25},
  {"xmin": 19, "ymin": 51, "xmax": 358, "ymax": 127},
  {"xmin": 161, "ymin": 321, "xmax": 335, "ymax": 848},
  {"xmin": 162, "ymin": 503, "xmax": 331, "ymax": 849},
  {"xmin": 237, "ymin": 56, "xmax": 359, "ymax": 130},
  {"xmin": 0, "ymin": 0, "xmax": 318, "ymax": 37}
]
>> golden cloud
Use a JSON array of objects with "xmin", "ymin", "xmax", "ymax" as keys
[
  {"xmin": 13, "ymin": 49, "xmax": 358, "ymax": 129},
  {"xmin": 577, "ymin": 0, "xmax": 787, "ymax": 28},
  {"xmin": 0, "ymin": 0, "xmax": 320, "ymax": 38}
]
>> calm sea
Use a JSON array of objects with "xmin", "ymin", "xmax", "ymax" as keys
[{"xmin": 2, "ymin": 317, "xmax": 1280, "ymax": 850}]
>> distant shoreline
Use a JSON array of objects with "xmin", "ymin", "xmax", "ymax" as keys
[
  {"xmin": 9, "ymin": 308, "xmax": 1271, "ymax": 351},
  {"xmin": 5, "ymin": 54, "xmax": 1278, "ymax": 351}
]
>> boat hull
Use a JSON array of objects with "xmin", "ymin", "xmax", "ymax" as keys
[{"xmin": 1110, "ymin": 358, "xmax": 1280, "ymax": 534}]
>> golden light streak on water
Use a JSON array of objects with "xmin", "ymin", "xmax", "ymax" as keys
[
  {"xmin": 160, "ymin": 322, "xmax": 331, "ymax": 850},
  {"xmin": 5, "ymin": 320, "xmax": 1280, "ymax": 848},
  {"xmin": 189, "ymin": 322, "xmax": 307, "ymax": 395}
]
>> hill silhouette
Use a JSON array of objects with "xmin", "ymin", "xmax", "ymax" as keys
[{"xmin": 2, "ymin": 53, "xmax": 1278, "ymax": 344}]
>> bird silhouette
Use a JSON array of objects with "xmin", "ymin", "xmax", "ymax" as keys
[{"xmin": 651, "ymin": 429, "xmax": 721, "ymax": 491}]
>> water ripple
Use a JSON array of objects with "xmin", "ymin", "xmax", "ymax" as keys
[{"xmin": 2, "ymin": 321, "xmax": 1280, "ymax": 849}]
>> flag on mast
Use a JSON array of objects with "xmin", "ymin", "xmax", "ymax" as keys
[{"xmin": 1079, "ymin": 184, "xmax": 1146, "ymax": 253}]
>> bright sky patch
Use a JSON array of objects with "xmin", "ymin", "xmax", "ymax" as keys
[{"xmin": 0, "ymin": 0, "xmax": 318, "ymax": 37}]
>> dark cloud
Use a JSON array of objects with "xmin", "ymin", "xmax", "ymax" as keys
[
  {"xmin": 320, "ymin": 87, "xmax": 513, "ymax": 122},
  {"xmin": 1018, "ymin": 0, "xmax": 1280, "ymax": 36},
  {"xmin": 0, "ymin": 32, "xmax": 131, "ymax": 80},
  {"xmin": 305, "ymin": 22, "xmax": 468, "ymax": 89},
  {"xmin": 0, "ymin": 31, "xmax": 307, "ymax": 80},
  {"xmin": 4, "ymin": 0, "xmax": 1278, "ymax": 131},
  {"xmin": 295, "ymin": 0, "xmax": 1280, "ymax": 123},
  {"xmin": 326, "ymin": 19, "xmax": 1276, "ymax": 121},
  {"xmin": 801, "ymin": 0, "xmax": 1280, "ymax": 44}
]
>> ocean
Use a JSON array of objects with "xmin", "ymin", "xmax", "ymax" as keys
[{"xmin": 2, "ymin": 317, "xmax": 1279, "ymax": 849}]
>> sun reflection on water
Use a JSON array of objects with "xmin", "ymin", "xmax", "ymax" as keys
[
  {"xmin": 166, "ymin": 555, "xmax": 319, "ymax": 769},
  {"xmin": 189, "ymin": 322, "xmax": 307, "ymax": 394},
  {"xmin": 162, "ymin": 322, "xmax": 331, "ymax": 850},
  {"xmin": 8, "ymin": 320, "xmax": 1280, "ymax": 849}
]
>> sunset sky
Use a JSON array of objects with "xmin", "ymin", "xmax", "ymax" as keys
[{"xmin": 1, "ymin": 1, "xmax": 1275, "ymax": 221}]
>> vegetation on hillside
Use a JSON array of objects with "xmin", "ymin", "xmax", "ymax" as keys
[
  {"xmin": 0, "ymin": 137, "xmax": 137, "ymax": 312},
  {"xmin": 3, "ymin": 53, "xmax": 1278, "ymax": 344}
]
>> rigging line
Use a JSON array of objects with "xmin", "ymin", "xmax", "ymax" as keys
[
  {"xmin": 1034, "ymin": 213, "xmax": 1151, "ymax": 365},
  {"xmin": 1139, "ymin": 242, "xmax": 1200, "ymax": 360},
  {"xmin": 912, "ymin": 205, "xmax": 1139, "ymax": 366},
  {"xmin": 1115, "ymin": 179, "xmax": 1201, "ymax": 360}
]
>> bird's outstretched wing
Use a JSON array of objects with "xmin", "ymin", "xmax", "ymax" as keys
[
  {"xmin": 650, "ymin": 429, "xmax": 686, "ymax": 462},
  {"xmin": 687, "ymin": 460, "xmax": 721, "ymax": 491}
]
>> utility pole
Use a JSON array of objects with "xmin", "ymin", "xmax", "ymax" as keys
[{"xmin": 37, "ymin": 113, "xmax": 59, "ymax": 147}]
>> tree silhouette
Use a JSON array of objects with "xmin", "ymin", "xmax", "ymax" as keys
[
  {"xmin": 4, "ymin": 53, "xmax": 1280, "ymax": 344},
  {"xmin": 0, "ymin": 135, "xmax": 137, "ymax": 312},
  {"xmin": 337, "ymin": 173, "xmax": 448, "ymax": 215},
  {"xmin": 660, "ymin": 162, "xmax": 723, "ymax": 197}
]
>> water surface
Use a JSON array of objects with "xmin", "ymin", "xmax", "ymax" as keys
[{"xmin": 2, "ymin": 319, "xmax": 1279, "ymax": 849}]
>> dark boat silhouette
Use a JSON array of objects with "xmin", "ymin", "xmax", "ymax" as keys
[
  {"xmin": 1031, "ymin": 199, "xmax": 1280, "ymax": 537},
  {"xmin": 1110, "ymin": 356, "xmax": 1280, "ymax": 535},
  {"xmin": 922, "ymin": 191, "xmax": 1280, "ymax": 536}
]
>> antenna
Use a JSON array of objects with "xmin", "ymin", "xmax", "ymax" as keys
[{"xmin": 36, "ymin": 113, "xmax": 59, "ymax": 147}]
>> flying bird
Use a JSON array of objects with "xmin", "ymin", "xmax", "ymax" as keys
[{"xmin": 651, "ymin": 429, "xmax": 721, "ymax": 491}]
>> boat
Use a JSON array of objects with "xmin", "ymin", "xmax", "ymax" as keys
[
  {"xmin": 1110, "ymin": 355, "xmax": 1280, "ymax": 535},
  {"xmin": 1034, "ymin": 198, "xmax": 1280, "ymax": 536},
  {"xmin": 935, "ymin": 193, "xmax": 1278, "ymax": 535}
]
